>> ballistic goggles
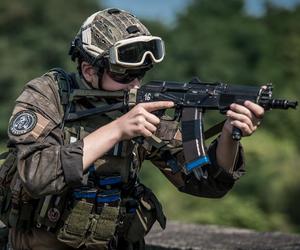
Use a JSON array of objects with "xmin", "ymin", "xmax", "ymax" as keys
[{"xmin": 109, "ymin": 36, "xmax": 165, "ymax": 68}]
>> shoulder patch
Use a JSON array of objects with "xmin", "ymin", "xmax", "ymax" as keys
[{"xmin": 9, "ymin": 110, "xmax": 37, "ymax": 136}]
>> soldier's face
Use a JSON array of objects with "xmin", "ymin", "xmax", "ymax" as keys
[{"xmin": 100, "ymin": 71, "xmax": 141, "ymax": 91}]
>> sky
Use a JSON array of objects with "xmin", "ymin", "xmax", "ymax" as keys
[
  {"xmin": 102, "ymin": 0, "xmax": 191, "ymax": 25},
  {"xmin": 101, "ymin": 0, "xmax": 300, "ymax": 25}
]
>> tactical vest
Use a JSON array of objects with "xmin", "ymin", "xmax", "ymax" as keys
[{"xmin": 0, "ymin": 69, "xmax": 166, "ymax": 250}]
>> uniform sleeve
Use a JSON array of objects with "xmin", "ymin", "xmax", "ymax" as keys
[
  {"xmin": 7, "ymin": 75, "xmax": 84, "ymax": 198},
  {"xmin": 144, "ymin": 119, "xmax": 246, "ymax": 198}
]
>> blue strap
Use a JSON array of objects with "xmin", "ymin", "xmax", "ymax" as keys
[
  {"xmin": 97, "ymin": 194, "xmax": 120, "ymax": 203},
  {"xmin": 185, "ymin": 156, "xmax": 210, "ymax": 172},
  {"xmin": 99, "ymin": 176, "xmax": 122, "ymax": 186},
  {"xmin": 73, "ymin": 190, "xmax": 97, "ymax": 199}
]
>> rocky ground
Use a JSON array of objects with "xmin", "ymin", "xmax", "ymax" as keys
[
  {"xmin": 2, "ymin": 220, "xmax": 300, "ymax": 249},
  {"xmin": 145, "ymin": 221, "xmax": 300, "ymax": 250}
]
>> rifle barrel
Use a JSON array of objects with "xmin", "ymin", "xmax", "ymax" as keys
[{"xmin": 269, "ymin": 99, "xmax": 298, "ymax": 109}]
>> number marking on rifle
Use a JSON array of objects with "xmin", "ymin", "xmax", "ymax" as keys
[{"xmin": 144, "ymin": 93, "xmax": 152, "ymax": 101}]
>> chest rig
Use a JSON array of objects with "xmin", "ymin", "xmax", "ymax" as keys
[
  {"xmin": 52, "ymin": 69, "xmax": 166, "ymax": 249},
  {"xmin": 57, "ymin": 68, "xmax": 142, "ymax": 193},
  {"xmin": 0, "ymin": 69, "xmax": 166, "ymax": 249}
]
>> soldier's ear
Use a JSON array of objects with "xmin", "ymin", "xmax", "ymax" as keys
[{"xmin": 81, "ymin": 61, "xmax": 97, "ymax": 83}]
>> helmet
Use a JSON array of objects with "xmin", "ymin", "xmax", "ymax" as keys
[{"xmin": 69, "ymin": 8, "xmax": 165, "ymax": 74}]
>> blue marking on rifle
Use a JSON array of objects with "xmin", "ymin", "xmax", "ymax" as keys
[{"xmin": 185, "ymin": 156, "xmax": 210, "ymax": 172}]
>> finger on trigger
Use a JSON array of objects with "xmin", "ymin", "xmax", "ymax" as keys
[{"xmin": 141, "ymin": 101, "xmax": 174, "ymax": 112}]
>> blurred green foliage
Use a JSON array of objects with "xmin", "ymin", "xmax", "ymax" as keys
[
  {"xmin": 0, "ymin": 0, "xmax": 299, "ymax": 233},
  {"xmin": 0, "ymin": 0, "xmax": 100, "ymax": 134}
]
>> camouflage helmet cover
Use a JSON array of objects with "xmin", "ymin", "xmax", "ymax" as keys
[{"xmin": 70, "ymin": 8, "xmax": 151, "ymax": 63}]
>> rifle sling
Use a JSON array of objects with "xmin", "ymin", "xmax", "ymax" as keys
[
  {"xmin": 204, "ymin": 120, "xmax": 226, "ymax": 140},
  {"xmin": 65, "ymin": 102, "xmax": 125, "ymax": 122}
]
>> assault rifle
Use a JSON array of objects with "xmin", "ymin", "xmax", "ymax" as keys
[{"xmin": 65, "ymin": 78, "xmax": 298, "ymax": 180}]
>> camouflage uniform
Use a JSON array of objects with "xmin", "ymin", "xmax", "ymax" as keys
[{"xmin": 4, "ymin": 69, "xmax": 245, "ymax": 250}]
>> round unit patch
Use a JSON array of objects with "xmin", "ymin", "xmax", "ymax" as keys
[
  {"xmin": 9, "ymin": 110, "xmax": 37, "ymax": 136},
  {"xmin": 47, "ymin": 208, "xmax": 60, "ymax": 222}
]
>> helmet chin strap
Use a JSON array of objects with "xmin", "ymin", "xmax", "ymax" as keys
[{"xmin": 96, "ymin": 67, "xmax": 105, "ymax": 89}]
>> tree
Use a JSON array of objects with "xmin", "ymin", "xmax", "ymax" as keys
[
  {"xmin": 0, "ymin": 0, "xmax": 101, "ymax": 139},
  {"xmin": 142, "ymin": 0, "xmax": 300, "ymax": 233}
]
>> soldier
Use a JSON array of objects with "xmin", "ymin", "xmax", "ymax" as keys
[{"xmin": 1, "ymin": 8, "xmax": 264, "ymax": 250}]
